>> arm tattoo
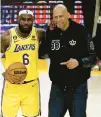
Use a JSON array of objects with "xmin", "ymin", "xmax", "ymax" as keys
[{"xmin": 1, "ymin": 31, "xmax": 10, "ymax": 53}]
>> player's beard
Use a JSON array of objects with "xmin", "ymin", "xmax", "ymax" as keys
[{"xmin": 19, "ymin": 24, "xmax": 32, "ymax": 33}]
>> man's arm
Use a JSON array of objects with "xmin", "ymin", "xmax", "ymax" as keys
[
  {"xmin": 37, "ymin": 28, "xmax": 49, "ymax": 59},
  {"xmin": 93, "ymin": 34, "xmax": 101, "ymax": 60},
  {"xmin": 60, "ymin": 35, "xmax": 97, "ymax": 69},
  {"xmin": 0, "ymin": 31, "xmax": 10, "ymax": 53},
  {"xmin": 0, "ymin": 31, "xmax": 10, "ymax": 77},
  {"xmin": 78, "ymin": 35, "xmax": 97, "ymax": 68},
  {"xmin": 37, "ymin": 28, "xmax": 46, "ymax": 43},
  {"xmin": 38, "ymin": 28, "xmax": 50, "ymax": 59}
]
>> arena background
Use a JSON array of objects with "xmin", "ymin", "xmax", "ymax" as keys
[
  {"xmin": 1, "ymin": 0, "xmax": 101, "ymax": 73},
  {"xmin": 0, "ymin": 0, "xmax": 84, "ymax": 71},
  {"xmin": 1, "ymin": 0, "xmax": 84, "ymax": 31}
]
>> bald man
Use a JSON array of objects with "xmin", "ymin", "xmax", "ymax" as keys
[
  {"xmin": 39, "ymin": 4, "xmax": 96, "ymax": 117},
  {"xmin": 0, "ymin": 10, "xmax": 45, "ymax": 117}
]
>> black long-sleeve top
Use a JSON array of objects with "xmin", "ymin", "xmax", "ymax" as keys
[{"xmin": 39, "ymin": 19, "xmax": 96, "ymax": 88}]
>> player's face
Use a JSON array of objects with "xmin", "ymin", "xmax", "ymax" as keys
[
  {"xmin": 18, "ymin": 14, "xmax": 34, "ymax": 33},
  {"xmin": 53, "ymin": 8, "xmax": 70, "ymax": 30}
]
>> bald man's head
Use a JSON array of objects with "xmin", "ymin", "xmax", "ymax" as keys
[
  {"xmin": 53, "ymin": 4, "xmax": 70, "ymax": 30},
  {"xmin": 53, "ymin": 4, "xmax": 68, "ymax": 13}
]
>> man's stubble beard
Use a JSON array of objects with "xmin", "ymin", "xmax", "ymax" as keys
[{"xmin": 19, "ymin": 24, "xmax": 32, "ymax": 33}]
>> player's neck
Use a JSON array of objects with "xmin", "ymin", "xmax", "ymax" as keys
[{"xmin": 16, "ymin": 27, "xmax": 30, "ymax": 38}]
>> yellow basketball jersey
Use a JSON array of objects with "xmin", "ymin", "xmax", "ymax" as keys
[{"xmin": 5, "ymin": 27, "xmax": 39, "ymax": 81}]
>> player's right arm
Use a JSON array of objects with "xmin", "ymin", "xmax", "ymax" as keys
[{"xmin": 0, "ymin": 31, "xmax": 10, "ymax": 53}]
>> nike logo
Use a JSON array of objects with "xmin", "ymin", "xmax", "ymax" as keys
[
  {"xmin": 31, "ymin": 35, "xmax": 36, "ymax": 40},
  {"xmin": 14, "ymin": 40, "xmax": 20, "ymax": 43},
  {"xmin": 31, "ymin": 38, "xmax": 36, "ymax": 40}
]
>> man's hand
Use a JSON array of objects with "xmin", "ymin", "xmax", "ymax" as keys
[
  {"xmin": 60, "ymin": 58, "xmax": 79, "ymax": 69},
  {"xmin": 2, "ymin": 70, "xmax": 25, "ymax": 84},
  {"xmin": 3, "ymin": 70, "xmax": 14, "ymax": 83}
]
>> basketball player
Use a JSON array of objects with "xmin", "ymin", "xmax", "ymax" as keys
[{"xmin": 0, "ymin": 10, "xmax": 45, "ymax": 117}]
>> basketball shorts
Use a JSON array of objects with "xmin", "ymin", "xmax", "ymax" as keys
[{"xmin": 1, "ymin": 79, "xmax": 41, "ymax": 117}]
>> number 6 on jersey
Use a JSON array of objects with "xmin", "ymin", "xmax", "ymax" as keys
[{"xmin": 23, "ymin": 54, "xmax": 29, "ymax": 65}]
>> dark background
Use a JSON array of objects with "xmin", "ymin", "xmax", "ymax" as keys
[{"xmin": 1, "ymin": 0, "xmax": 96, "ymax": 36}]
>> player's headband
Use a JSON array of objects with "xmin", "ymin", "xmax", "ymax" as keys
[{"xmin": 19, "ymin": 10, "xmax": 34, "ymax": 17}]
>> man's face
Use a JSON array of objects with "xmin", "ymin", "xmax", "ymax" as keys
[
  {"xmin": 18, "ymin": 14, "xmax": 33, "ymax": 33},
  {"xmin": 53, "ymin": 8, "xmax": 69, "ymax": 30}
]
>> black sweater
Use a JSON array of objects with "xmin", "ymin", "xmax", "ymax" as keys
[{"xmin": 39, "ymin": 19, "xmax": 96, "ymax": 88}]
